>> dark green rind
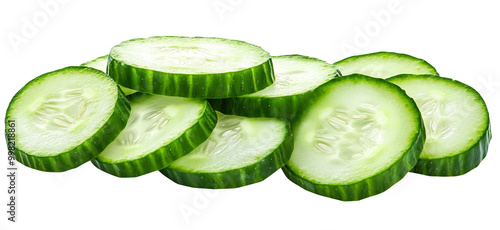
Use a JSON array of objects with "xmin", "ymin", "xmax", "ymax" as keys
[
  {"xmin": 209, "ymin": 93, "xmax": 309, "ymax": 121},
  {"xmin": 283, "ymin": 121, "xmax": 425, "ymax": 201},
  {"xmin": 334, "ymin": 51, "xmax": 439, "ymax": 78},
  {"xmin": 209, "ymin": 56, "xmax": 341, "ymax": 121},
  {"xmin": 411, "ymin": 123, "xmax": 491, "ymax": 176},
  {"xmin": 387, "ymin": 74, "xmax": 492, "ymax": 176},
  {"xmin": 160, "ymin": 122, "xmax": 294, "ymax": 188},
  {"xmin": 283, "ymin": 74, "xmax": 426, "ymax": 201},
  {"xmin": 5, "ymin": 66, "xmax": 131, "ymax": 172},
  {"xmin": 91, "ymin": 94, "xmax": 218, "ymax": 177},
  {"xmin": 107, "ymin": 37, "xmax": 275, "ymax": 99}
]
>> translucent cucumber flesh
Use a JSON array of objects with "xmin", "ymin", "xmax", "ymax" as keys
[
  {"xmin": 97, "ymin": 94, "xmax": 205, "ymax": 163},
  {"xmin": 10, "ymin": 68, "xmax": 118, "ymax": 156},
  {"xmin": 110, "ymin": 37, "xmax": 270, "ymax": 74},
  {"xmin": 335, "ymin": 52, "xmax": 437, "ymax": 78},
  {"xmin": 34, "ymin": 89, "xmax": 88, "ymax": 132},
  {"xmin": 388, "ymin": 76, "xmax": 489, "ymax": 159},
  {"xmin": 81, "ymin": 55, "xmax": 137, "ymax": 95},
  {"xmin": 248, "ymin": 55, "xmax": 338, "ymax": 97},
  {"xmin": 289, "ymin": 77, "xmax": 421, "ymax": 184},
  {"xmin": 169, "ymin": 112, "xmax": 286, "ymax": 172}
]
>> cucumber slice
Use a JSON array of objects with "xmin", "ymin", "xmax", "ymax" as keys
[
  {"xmin": 92, "ymin": 93, "xmax": 217, "ymax": 177},
  {"xmin": 283, "ymin": 74, "xmax": 425, "ymax": 201},
  {"xmin": 161, "ymin": 112, "xmax": 293, "ymax": 188},
  {"xmin": 81, "ymin": 55, "xmax": 137, "ymax": 95},
  {"xmin": 5, "ymin": 66, "xmax": 130, "ymax": 172},
  {"xmin": 210, "ymin": 55, "xmax": 340, "ymax": 120},
  {"xmin": 108, "ymin": 36, "xmax": 274, "ymax": 98},
  {"xmin": 334, "ymin": 52, "xmax": 438, "ymax": 78},
  {"xmin": 387, "ymin": 74, "xmax": 491, "ymax": 176}
]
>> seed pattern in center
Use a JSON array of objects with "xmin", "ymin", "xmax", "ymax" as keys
[
  {"xmin": 118, "ymin": 106, "xmax": 171, "ymax": 145},
  {"xmin": 191, "ymin": 115, "xmax": 243, "ymax": 157},
  {"xmin": 313, "ymin": 104, "xmax": 383, "ymax": 161},
  {"xmin": 418, "ymin": 94, "xmax": 458, "ymax": 140},
  {"xmin": 34, "ymin": 89, "xmax": 87, "ymax": 131}
]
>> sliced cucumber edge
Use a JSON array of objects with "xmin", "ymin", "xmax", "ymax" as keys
[
  {"xmin": 161, "ymin": 120, "xmax": 294, "ymax": 188},
  {"xmin": 91, "ymin": 94, "xmax": 218, "ymax": 177},
  {"xmin": 334, "ymin": 51, "xmax": 439, "ymax": 77},
  {"xmin": 5, "ymin": 66, "xmax": 131, "ymax": 172},
  {"xmin": 283, "ymin": 74, "xmax": 426, "ymax": 200},
  {"xmin": 210, "ymin": 54, "xmax": 341, "ymax": 120},
  {"xmin": 108, "ymin": 36, "xmax": 275, "ymax": 98},
  {"xmin": 387, "ymin": 74, "xmax": 492, "ymax": 176}
]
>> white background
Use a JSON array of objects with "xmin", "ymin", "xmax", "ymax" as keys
[{"xmin": 1, "ymin": 0, "xmax": 499, "ymax": 229}]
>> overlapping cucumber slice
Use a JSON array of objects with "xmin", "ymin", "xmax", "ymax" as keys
[
  {"xmin": 81, "ymin": 55, "xmax": 137, "ymax": 95},
  {"xmin": 161, "ymin": 112, "xmax": 293, "ymax": 188},
  {"xmin": 108, "ymin": 36, "xmax": 274, "ymax": 98},
  {"xmin": 5, "ymin": 31, "xmax": 492, "ymax": 203},
  {"xmin": 210, "ymin": 55, "xmax": 340, "ymax": 120},
  {"xmin": 5, "ymin": 67, "xmax": 130, "ymax": 172},
  {"xmin": 283, "ymin": 74, "xmax": 425, "ymax": 200},
  {"xmin": 388, "ymin": 74, "xmax": 491, "ymax": 176},
  {"xmin": 92, "ymin": 93, "xmax": 217, "ymax": 177},
  {"xmin": 334, "ymin": 51, "xmax": 438, "ymax": 78}
]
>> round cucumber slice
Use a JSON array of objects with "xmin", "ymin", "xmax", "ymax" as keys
[
  {"xmin": 92, "ymin": 93, "xmax": 217, "ymax": 177},
  {"xmin": 210, "ymin": 55, "xmax": 340, "ymax": 120},
  {"xmin": 108, "ymin": 36, "xmax": 274, "ymax": 98},
  {"xmin": 161, "ymin": 112, "xmax": 293, "ymax": 188},
  {"xmin": 387, "ymin": 74, "xmax": 491, "ymax": 176},
  {"xmin": 81, "ymin": 55, "xmax": 137, "ymax": 95},
  {"xmin": 5, "ymin": 66, "xmax": 131, "ymax": 172},
  {"xmin": 334, "ymin": 51, "xmax": 438, "ymax": 78},
  {"xmin": 283, "ymin": 74, "xmax": 425, "ymax": 201}
]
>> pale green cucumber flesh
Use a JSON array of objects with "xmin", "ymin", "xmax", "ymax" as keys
[
  {"xmin": 81, "ymin": 55, "xmax": 137, "ymax": 95},
  {"xmin": 92, "ymin": 93, "xmax": 217, "ymax": 177},
  {"xmin": 108, "ymin": 36, "xmax": 274, "ymax": 98},
  {"xmin": 210, "ymin": 55, "xmax": 341, "ymax": 120},
  {"xmin": 161, "ymin": 112, "xmax": 293, "ymax": 188},
  {"xmin": 5, "ymin": 66, "xmax": 130, "ymax": 172},
  {"xmin": 334, "ymin": 51, "xmax": 438, "ymax": 79},
  {"xmin": 285, "ymin": 74, "xmax": 424, "ymax": 200},
  {"xmin": 387, "ymin": 74, "xmax": 491, "ymax": 176}
]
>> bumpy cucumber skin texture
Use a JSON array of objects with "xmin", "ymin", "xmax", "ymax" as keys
[
  {"xmin": 210, "ymin": 55, "xmax": 341, "ymax": 121},
  {"xmin": 283, "ymin": 74, "xmax": 426, "ymax": 201},
  {"xmin": 160, "ymin": 122, "xmax": 294, "ymax": 188},
  {"xmin": 411, "ymin": 123, "xmax": 491, "ymax": 176},
  {"xmin": 107, "ymin": 37, "xmax": 275, "ymax": 99},
  {"xmin": 387, "ymin": 74, "xmax": 492, "ymax": 176},
  {"xmin": 5, "ymin": 66, "xmax": 131, "ymax": 172},
  {"xmin": 283, "ymin": 128, "xmax": 423, "ymax": 201},
  {"xmin": 91, "ymin": 93, "xmax": 218, "ymax": 177},
  {"xmin": 210, "ymin": 94, "xmax": 308, "ymax": 121},
  {"xmin": 334, "ymin": 51, "xmax": 439, "ymax": 78}
]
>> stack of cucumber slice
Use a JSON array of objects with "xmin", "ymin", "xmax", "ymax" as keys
[
  {"xmin": 5, "ymin": 36, "xmax": 491, "ymax": 201},
  {"xmin": 333, "ymin": 52, "xmax": 491, "ymax": 178}
]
